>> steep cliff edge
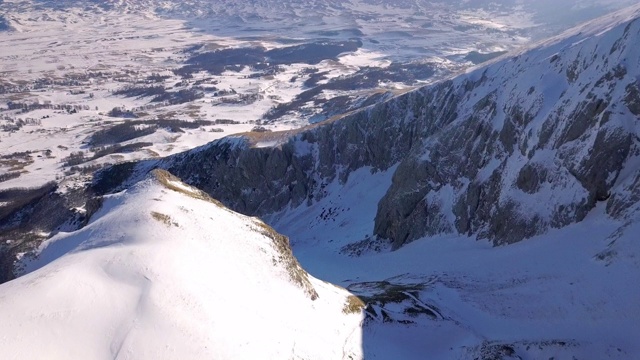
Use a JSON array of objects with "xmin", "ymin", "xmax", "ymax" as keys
[{"xmin": 118, "ymin": 4, "xmax": 640, "ymax": 249}]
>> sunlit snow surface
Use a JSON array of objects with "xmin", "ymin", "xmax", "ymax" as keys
[{"xmin": 0, "ymin": 175, "xmax": 364, "ymax": 359}]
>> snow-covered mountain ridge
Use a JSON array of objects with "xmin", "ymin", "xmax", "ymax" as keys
[
  {"xmin": 1, "ymin": 4, "xmax": 640, "ymax": 359},
  {"xmin": 0, "ymin": 169, "xmax": 364, "ymax": 359},
  {"xmin": 126, "ymin": 3, "xmax": 640, "ymax": 249}
]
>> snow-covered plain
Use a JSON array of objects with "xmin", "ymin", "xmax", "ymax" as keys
[{"xmin": 0, "ymin": 0, "xmax": 635, "ymax": 192}]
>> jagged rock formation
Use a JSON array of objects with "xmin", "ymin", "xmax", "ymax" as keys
[{"xmin": 119, "ymin": 5, "xmax": 640, "ymax": 249}]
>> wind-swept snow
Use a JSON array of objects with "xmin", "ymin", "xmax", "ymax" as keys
[{"xmin": 0, "ymin": 171, "xmax": 364, "ymax": 360}]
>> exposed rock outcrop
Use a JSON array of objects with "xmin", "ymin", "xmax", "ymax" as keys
[
  {"xmin": 16, "ymin": 6, "xmax": 640, "ymax": 255},
  {"xmin": 116, "ymin": 8, "xmax": 640, "ymax": 249}
]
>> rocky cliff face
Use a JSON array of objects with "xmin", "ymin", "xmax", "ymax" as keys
[{"xmin": 98, "ymin": 5, "xmax": 640, "ymax": 250}]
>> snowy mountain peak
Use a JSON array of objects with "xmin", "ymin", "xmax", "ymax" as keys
[{"xmin": 0, "ymin": 169, "xmax": 364, "ymax": 359}]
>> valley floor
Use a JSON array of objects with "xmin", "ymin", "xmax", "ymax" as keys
[{"xmin": 271, "ymin": 168, "xmax": 640, "ymax": 359}]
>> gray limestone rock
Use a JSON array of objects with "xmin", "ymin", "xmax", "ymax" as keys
[{"xmin": 47, "ymin": 14, "xmax": 640, "ymax": 252}]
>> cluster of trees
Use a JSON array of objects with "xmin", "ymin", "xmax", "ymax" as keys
[
  {"xmin": 90, "ymin": 142, "xmax": 153, "ymax": 159},
  {"xmin": 153, "ymin": 88, "xmax": 204, "ymax": 105},
  {"xmin": 89, "ymin": 122, "xmax": 154, "ymax": 145},
  {"xmin": 0, "ymin": 70, "xmax": 115, "ymax": 95},
  {"xmin": 62, "ymin": 141, "xmax": 155, "ymax": 168},
  {"xmin": 89, "ymin": 119, "xmax": 217, "ymax": 146},
  {"xmin": 64, "ymin": 163, "xmax": 109, "ymax": 176},
  {"xmin": 61, "ymin": 151, "xmax": 88, "ymax": 167},
  {"xmin": 217, "ymin": 93, "xmax": 262, "ymax": 105},
  {"xmin": 1, "ymin": 118, "xmax": 42, "ymax": 132},
  {"xmin": 113, "ymin": 86, "xmax": 204, "ymax": 105},
  {"xmin": 113, "ymin": 85, "xmax": 166, "ymax": 98},
  {"xmin": 213, "ymin": 119, "xmax": 240, "ymax": 125},
  {"xmin": 6, "ymin": 101, "xmax": 92, "ymax": 114},
  {"xmin": 251, "ymin": 126, "xmax": 271, "ymax": 133},
  {"xmin": 176, "ymin": 40, "xmax": 362, "ymax": 78},
  {"xmin": 146, "ymin": 73, "xmax": 171, "ymax": 83},
  {"xmin": 0, "ymin": 172, "xmax": 21, "ymax": 183},
  {"xmin": 107, "ymin": 107, "xmax": 137, "ymax": 118}
]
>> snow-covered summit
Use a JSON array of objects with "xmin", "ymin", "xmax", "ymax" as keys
[{"xmin": 0, "ymin": 169, "xmax": 364, "ymax": 359}]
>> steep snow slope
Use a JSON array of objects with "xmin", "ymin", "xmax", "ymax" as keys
[{"xmin": 0, "ymin": 170, "xmax": 364, "ymax": 360}]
